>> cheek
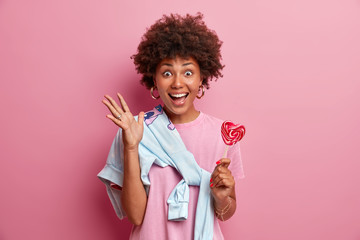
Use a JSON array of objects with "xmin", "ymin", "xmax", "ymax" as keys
[
  {"xmin": 189, "ymin": 79, "xmax": 202, "ymax": 91},
  {"xmin": 154, "ymin": 76, "xmax": 164, "ymax": 88},
  {"xmin": 155, "ymin": 82, "xmax": 170, "ymax": 96},
  {"xmin": 156, "ymin": 81, "xmax": 167, "ymax": 90}
]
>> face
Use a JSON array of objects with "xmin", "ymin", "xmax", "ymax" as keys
[{"xmin": 154, "ymin": 56, "xmax": 203, "ymax": 124}]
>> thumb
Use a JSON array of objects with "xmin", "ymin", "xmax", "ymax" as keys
[{"xmin": 138, "ymin": 111, "xmax": 145, "ymax": 125}]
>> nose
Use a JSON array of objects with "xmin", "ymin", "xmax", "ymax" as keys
[{"xmin": 171, "ymin": 74, "xmax": 183, "ymax": 89}]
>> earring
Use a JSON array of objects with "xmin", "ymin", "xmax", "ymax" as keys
[
  {"xmin": 150, "ymin": 86, "xmax": 160, "ymax": 100},
  {"xmin": 196, "ymin": 85, "xmax": 205, "ymax": 99}
]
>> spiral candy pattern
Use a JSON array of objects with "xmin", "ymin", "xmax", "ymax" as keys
[{"xmin": 221, "ymin": 121, "xmax": 245, "ymax": 146}]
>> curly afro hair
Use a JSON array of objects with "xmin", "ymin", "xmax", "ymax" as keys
[{"xmin": 131, "ymin": 13, "xmax": 224, "ymax": 89}]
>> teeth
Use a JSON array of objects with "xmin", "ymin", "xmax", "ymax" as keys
[{"xmin": 170, "ymin": 93, "xmax": 187, "ymax": 98}]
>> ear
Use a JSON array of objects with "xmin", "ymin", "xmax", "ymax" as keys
[
  {"xmin": 152, "ymin": 75, "xmax": 157, "ymax": 87},
  {"xmin": 199, "ymin": 76, "xmax": 204, "ymax": 87}
]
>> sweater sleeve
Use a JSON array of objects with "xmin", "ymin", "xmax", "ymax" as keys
[{"xmin": 97, "ymin": 129, "xmax": 126, "ymax": 219}]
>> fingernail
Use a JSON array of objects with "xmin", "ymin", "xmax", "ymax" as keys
[
  {"xmin": 216, "ymin": 160, "xmax": 221, "ymax": 165},
  {"xmin": 210, "ymin": 178, "xmax": 213, "ymax": 183},
  {"xmin": 210, "ymin": 183, "xmax": 213, "ymax": 187}
]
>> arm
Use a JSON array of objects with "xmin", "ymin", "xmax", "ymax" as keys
[
  {"xmin": 210, "ymin": 158, "xmax": 237, "ymax": 221},
  {"xmin": 103, "ymin": 93, "xmax": 147, "ymax": 226},
  {"xmin": 121, "ymin": 147, "xmax": 147, "ymax": 225}
]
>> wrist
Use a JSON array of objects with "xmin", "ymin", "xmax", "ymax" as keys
[
  {"xmin": 214, "ymin": 197, "xmax": 232, "ymax": 221},
  {"xmin": 124, "ymin": 145, "xmax": 139, "ymax": 153},
  {"xmin": 214, "ymin": 196, "xmax": 231, "ymax": 210}
]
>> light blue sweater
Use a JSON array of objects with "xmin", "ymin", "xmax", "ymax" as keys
[{"xmin": 98, "ymin": 105, "xmax": 214, "ymax": 240}]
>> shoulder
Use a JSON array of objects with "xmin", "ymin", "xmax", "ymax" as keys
[
  {"xmin": 202, "ymin": 113, "xmax": 224, "ymax": 129},
  {"xmin": 194, "ymin": 113, "xmax": 224, "ymax": 142},
  {"xmin": 200, "ymin": 112, "xmax": 224, "ymax": 128}
]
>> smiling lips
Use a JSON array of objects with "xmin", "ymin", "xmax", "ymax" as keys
[{"xmin": 169, "ymin": 93, "xmax": 189, "ymax": 105}]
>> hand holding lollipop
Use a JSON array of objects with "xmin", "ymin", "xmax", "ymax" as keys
[
  {"xmin": 210, "ymin": 120, "xmax": 245, "ymax": 218},
  {"xmin": 221, "ymin": 121, "xmax": 245, "ymax": 157}
]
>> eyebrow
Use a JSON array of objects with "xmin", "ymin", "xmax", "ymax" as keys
[{"xmin": 160, "ymin": 62, "xmax": 194, "ymax": 67}]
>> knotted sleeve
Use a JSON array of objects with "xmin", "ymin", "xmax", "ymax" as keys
[{"xmin": 97, "ymin": 129, "xmax": 126, "ymax": 219}]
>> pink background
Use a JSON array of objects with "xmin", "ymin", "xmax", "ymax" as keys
[{"xmin": 1, "ymin": 0, "xmax": 359, "ymax": 239}]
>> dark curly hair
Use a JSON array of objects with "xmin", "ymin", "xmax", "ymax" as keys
[{"xmin": 131, "ymin": 13, "xmax": 224, "ymax": 89}]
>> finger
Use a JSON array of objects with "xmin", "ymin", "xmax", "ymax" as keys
[
  {"xmin": 211, "ymin": 175, "xmax": 233, "ymax": 189},
  {"xmin": 211, "ymin": 166, "xmax": 232, "ymax": 182},
  {"xmin": 214, "ymin": 177, "xmax": 234, "ymax": 188},
  {"xmin": 104, "ymin": 95, "xmax": 124, "ymax": 114},
  {"xmin": 106, "ymin": 114, "xmax": 126, "ymax": 129},
  {"xmin": 211, "ymin": 165, "xmax": 224, "ymax": 180},
  {"xmin": 211, "ymin": 158, "xmax": 231, "ymax": 181},
  {"xmin": 102, "ymin": 99, "xmax": 122, "ymax": 119},
  {"xmin": 138, "ymin": 111, "xmax": 145, "ymax": 125},
  {"xmin": 117, "ymin": 93, "xmax": 130, "ymax": 113},
  {"xmin": 217, "ymin": 158, "xmax": 231, "ymax": 169},
  {"xmin": 211, "ymin": 167, "xmax": 220, "ymax": 180},
  {"xmin": 212, "ymin": 163, "xmax": 231, "ymax": 177},
  {"xmin": 212, "ymin": 171, "xmax": 232, "ymax": 186},
  {"xmin": 212, "ymin": 172, "xmax": 234, "ymax": 186}
]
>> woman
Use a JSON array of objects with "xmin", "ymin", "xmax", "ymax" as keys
[{"xmin": 98, "ymin": 13, "xmax": 244, "ymax": 240}]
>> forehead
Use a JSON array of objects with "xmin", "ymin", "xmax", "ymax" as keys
[{"xmin": 158, "ymin": 56, "xmax": 198, "ymax": 67}]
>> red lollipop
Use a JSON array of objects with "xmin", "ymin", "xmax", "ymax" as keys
[{"xmin": 221, "ymin": 121, "xmax": 245, "ymax": 157}]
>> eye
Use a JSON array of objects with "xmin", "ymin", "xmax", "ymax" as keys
[
  {"xmin": 184, "ymin": 71, "xmax": 193, "ymax": 76},
  {"xmin": 162, "ymin": 71, "xmax": 172, "ymax": 77}
]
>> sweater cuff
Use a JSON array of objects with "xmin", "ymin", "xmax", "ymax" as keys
[{"xmin": 167, "ymin": 202, "xmax": 188, "ymax": 221}]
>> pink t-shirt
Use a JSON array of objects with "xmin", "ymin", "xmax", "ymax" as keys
[{"xmin": 130, "ymin": 112, "xmax": 245, "ymax": 240}]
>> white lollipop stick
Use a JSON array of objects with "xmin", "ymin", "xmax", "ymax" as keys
[{"xmin": 222, "ymin": 145, "xmax": 229, "ymax": 158}]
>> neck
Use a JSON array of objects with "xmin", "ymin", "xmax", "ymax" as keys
[{"xmin": 163, "ymin": 106, "xmax": 200, "ymax": 124}]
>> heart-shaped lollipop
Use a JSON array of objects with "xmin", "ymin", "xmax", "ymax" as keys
[{"xmin": 221, "ymin": 120, "xmax": 245, "ymax": 157}]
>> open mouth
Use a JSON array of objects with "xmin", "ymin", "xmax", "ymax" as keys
[{"xmin": 169, "ymin": 93, "xmax": 189, "ymax": 105}]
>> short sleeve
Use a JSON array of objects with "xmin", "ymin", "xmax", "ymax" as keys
[
  {"xmin": 227, "ymin": 142, "xmax": 245, "ymax": 181},
  {"xmin": 97, "ymin": 129, "xmax": 126, "ymax": 219}
]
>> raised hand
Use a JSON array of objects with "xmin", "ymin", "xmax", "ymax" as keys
[
  {"xmin": 210, "ymin": 158, "xmax": 235, "ymax": 203},
  {"xmin": 102, "ymin": 93, "xmax": 145, "ymax": 150}
]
